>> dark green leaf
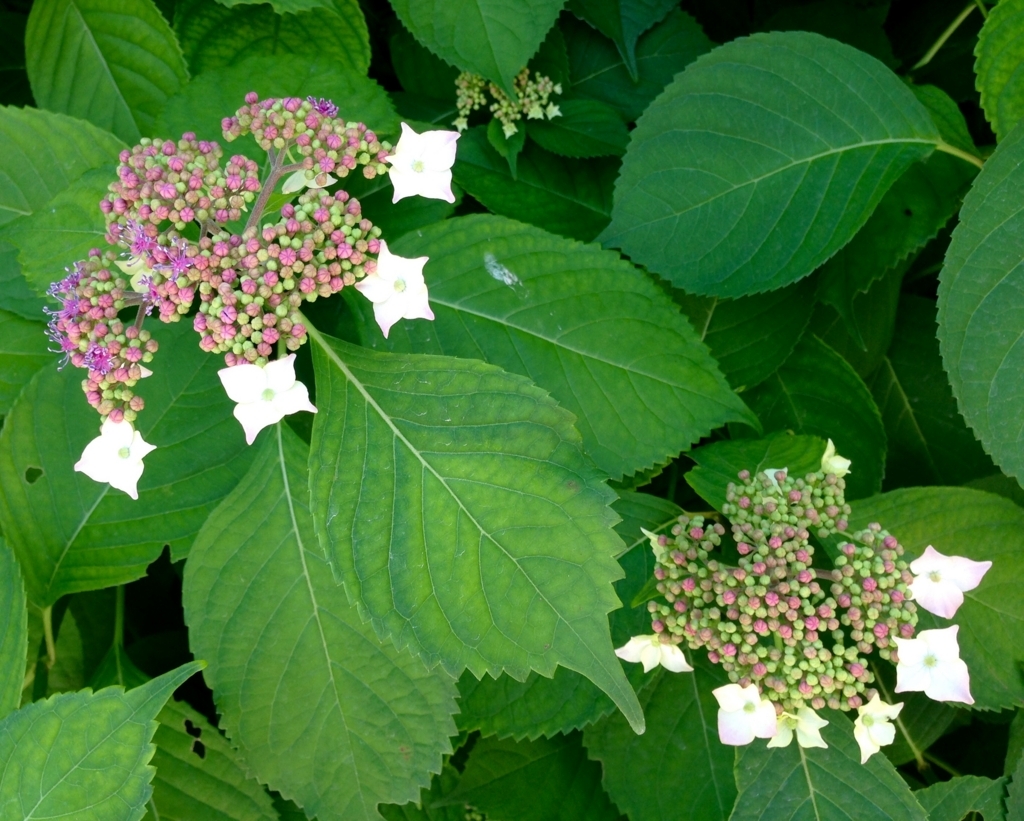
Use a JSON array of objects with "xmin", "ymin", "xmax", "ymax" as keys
[
  {"xmin": 306, "ymin": 328, "xmax": 644, "ymax": 733},
  {"xmin": 25, "ymin": 0, "xmax": 190, "ymax": 143},
  {"xmin": 741, "ymin": 335, "xmax": 887, "ymax": 500},
  {"xmin": 527, "ymin": 98, "xmax": 628, "ymax": 157},
  {"xmin": 453, "ymin": 126, "xmax": 615, "ymax": 242},
  {"xmin": 0, "ymin": 538, "xmax": 26, "ymax": 719},
  {"xmin": 387, "ymin": 0, "xmax": 566, "ymax": 97},
  {"xmin": 390, "ymin": 23, "xmax": 459, "ymax": 99},
  {"xmin": 529, "ymin": 22, "xmax": 571, "ymax": 88},
  {"xmin": 761, "ymin": 1, "xmax": 898, "ymax": 68},
  {"xmin": 1008, "ymin": 742, "xmax": 1024, "ymax": 819},
  {"xmin": 567, "ymin": 0, "xmax": 676, "ymax": 79},
  {"xmin": 184, "ymin": 424, "xmax": 459, "ymax": 821},
  {"xmin": 214, "ymin": 0, "xmax": 334, "ymax": 11},
  {"xmin": 0, "ymin": 243, "xmax": 47, "ymax": 320},
  {"xmin": 976, "ymin": 0, "xmax": 1024, "ymax": 141},
  {"xmin": 380, "ymin": 765, "xmax": 464, "ymax": 821},
  {"xmin": 486, "ymin": 117, "xmax": 526, "ymax": 177},
  {"xmin": 601, "ymin": 31, "xmax": 943, "ymax": 297},
  {"xmin": 914, "ymin": 775, "xmax": 1007, "ymax": 821},
  {"xmin": 910, "ymin": 84, "xmax": 978, "ymax": 156},
  {"xmin": 0, "ymin": 311, "xmax": 49, "ymax": 415}
]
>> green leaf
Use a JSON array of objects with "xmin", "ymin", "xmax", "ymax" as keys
[
  {"xmin": 1009, "ymin": 745, "xmax": 1024, "ymax": 820},
  {"xmin": 0, "ymin": 661, "xmax": 202, "ymax": 821},
  {"xmin": 730, "ymin": 711, "xmax": 927, "ymax": 821},
  {"xmin": 848, "ymin": 487, "xmax": 1024, "ymax": 712},
  {"xmin": 585, "ymin": 658, "xmax": 735, "ymax": 821},
  {"xmin": 442, "ymin": 732, "xmax": 621, "ymax": 821},
  {"xmin": 306, "ymin": 328, "xmax": 644, "ymax": 733},
  {"xmin": 869, "ymin": 295, "xmax": 993, "ymax": 488},
  {"xmin": 740, "ymin": 335, "xmax": 887, "ymax": 500},
  {"xmin": 174, "ymin": 0, "xmax": 370, "ymax": 77},
  {"xmin": 342, "ymin": 174, "xmax": 457, "ymax": 243},
  {"xmin": 0, "ymin": 321, "xmax": 257, "ymax": 606},
  {"xmin": 0, "ymin": 243, "xmax": 47, "ymax": 321},
  {"xmin": 24, "ymin": 0, "xmax": 189, "ymax": 144},
  {"xmin": 46, "ymin": 608, "xmax": 86, "ymax": 694},
  {"xmin": 816, "ymin": 152, "xmax": 975, "ymax": 341},
  {"xmin": 976, "ymin": 0, "xmax": 1024, "ymax": 141},
  {"xmin": 937, "ymin": 119, "xmax": 1024, "ymax": 485},
  {"xmin": 486, "ymin": 117, "xmax": 526, "ymax": 177},
  {"xmin": 148, "ymin": 698, "xmax": 281, "ymax": 821},
  {"xmin": 914, "ymin": 776, "xmax": 1007, "ymax": 821},
  {"xmin": 214, "ymin": 0, "xmax": 336, "ymax": 13},
  {"xmin": 0, "ymin": 311, "xmax": 49, "ymax": 416},
  {"xmin": 183, "ymin": 424, "xmax": 459, "ymax": 821},
  {"xmin": 0, "ymin": 538, "xmax": 26, "ymax": 719},
  {"xmin": 158, "ymin": 54, "xmax": 399, "ymax": 160},
  {"xmin": 685, "ymin": 432, "xmax": 827, "ymax": 512},
  {"xmin": 527, "ymin": 98, "xmax": 628, "ymax": 158},
  {"xmin": 390, "ymin": 24, "xmax": 459, "ymax": 99},
  {"xmin": 1, "ymin": 167, "xmax": 110, "ymax": 296},
  {"xmin": 453, "ymin": 126, "xmax": 615, "ymax": 242},
  {"xmin": 567, "ymin": 0, "xmax": 675, "ymax": 79},
  {"xmin": 380, "ymin": 766, "xmax": 464, "ymax": 821},
  {"xmin": 564, "ymin": 9, "xmax": 711, "ymax": 122},
  {"xmin": 387, "ymin": 0, "xmax": 566, "ymax": 98},
  {"xmin": 355, "ymin": 214, "xmax": 753, "ymax": 479},
  {"xmin": 674, "ymin": 276, "xmax": 818, "ymax": 392},
  {"xmin": 611, "ymin": 489, "xmax": 682, "ymax": 560},
  {"xmin": 0, "ymin": 106, "xmax": 123, "ymax": 228},
  {"xmin": 529, "ymin": 22, "xmax": 571, "ymax": 88},
  {"xmin": 600, "ymin": 31, "xmax": 943, "ymax": 297},
  {"xmin": 910, "ymin": 83, "xmax": 978, "ymax": 156}
]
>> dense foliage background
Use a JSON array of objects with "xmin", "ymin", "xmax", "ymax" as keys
[{"xmin": 1, "ymin": 0, "xmax": 1024, "ymax": 819}]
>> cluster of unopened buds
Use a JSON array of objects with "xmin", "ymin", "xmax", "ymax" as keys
[
  {"xmin": 616, "ymin": 441, "xmax": 992, "ymax": 763},
  {"xmin": 453, "ymin": 68, "xmax": 562, "ymax": 137},
  {"xmin": 44, "ymin": 94, "xmax": 462, "ymax": 499}
]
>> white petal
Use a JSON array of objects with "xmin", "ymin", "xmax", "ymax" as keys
[
  {"xmin": 233, "ymin": 400, "xmax": 285, "ymax": 445},
  {"xmin": 794, "ymin": 708, "xmax": 828, "ymax": 748},
  {"xmin": 614, "ymin": 636, "xmax": 653, "ymax": 665},
  {"xmin": 766, "ymin": 722, "xmax": 794, "ymax": 748},
  {"xmin": 130, "ymin": 430, "xmax": 157, "ymax": 461},
  {"xmin": 101, "ymin": 417, "xmax": 136, "ymax": 448},
  {"xmin": 218, "ymin": 363, "xmax": 267, "ymax": 404},
  {"xmin": 752, "ymin": 700, "xmax": 779, "ymax": 739},
  {"xmin": 717, "ymin": 707, "xmax": 756, "ymax": 746},
  {"xmin": 908, "ymin": 576, "xmax": 965, "ymax": 619},
  {"xmin": 658, "ymin": 643, "xmax": 693, "ymax": 673},
  {"xmin": 106, "ymin": 458, "xmax": 145, "ymax": 500},
  {"xmin": 274, "ymin": 382, "xmax": 318, "ymax": 418},
  {"xmin": 372, "ymin": 297, "xmax": 411, "ymax": 339},
  {"xmin": 853, "ymin": 718, "xmax": 879, "ymax": 764},
  {"xmin": 712, "ymin": 684, "xmax": 748, "ymax": 714},
  {"xmin": 355, "ymin": 272, "xmax": 396, "ymax": 304},
  {"xmin": 282, "ymin": 169, "xmax": 310, "ymax": 194},
  {"xmin": 264, "ymin": 354, "xmax": 299, "ymax": 394},
  {"xmin": 821, "ymin": 438, "xmax": 852, "ymax": 477}
]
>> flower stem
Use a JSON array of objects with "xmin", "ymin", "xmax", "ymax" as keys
[
  {"xmin": 923, "ymin": 750, "xmax": 963, "ymax": 778},
  {"xmin": 42, "ymin": 606, "xmax": 56, "ymax": 670},
  {"xmin": 871, "ymin": 660, "xmax": 928, "ymax": 773},
  {"xmin": 974, "ymin": 0, "xmax": 989, "ymax": 19},
  {"xmin": 245, "ymin": 151, "xmax": 307, "ymax": 233},
  {"xmin": 934, "ymin": 140, "xmax": 985, "ymax": 169},
  {"xmin": 912, "ymin": 3, "xmax": 977, "ymax": 71}
]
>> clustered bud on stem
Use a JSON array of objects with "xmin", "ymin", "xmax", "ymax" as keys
[
  {"xmin": 454, "ymin": 68, "xmax": 563, "ymax": 136},
  {"xmin": 642, "ymin": 466, "xmax": 917, "ymax": 715}
]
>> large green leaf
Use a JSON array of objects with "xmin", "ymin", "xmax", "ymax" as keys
[
  {"xmin": 0, "ymin": 662, "xmax": 202, "ymax": 821},
  {"xmin": 380, "ymin": 766, "xmax": 463, "ymax": 821},
  {"xmin": 0, "ymin": 243, "xmax": 47, "ymax": 321},
  {"xmin": 442, "ymin": 732, "xmax": 620, "ymax": 821},
  {"xmin": 563, "ymin": 10, "xmax": 711, "ymax": 122},
  {"xmin": 567, "ymin": 0, "xmax": 675, "ymax": 79},
  {"xmin": 731, "ymin": 712, "xmax": 926, "ymax": 821},
  {"xmin": 976, "ymin": 0, "xmax": 1024, "ymax": 141},
  {"xmin": 306, "ymin": 328, "xmax": 644, "ymax": 733},
  {"xmin": 674, "ymin": 276, "xmax": 817, "ymax": 392},
  {"xmin": 0, "ymin": 321, "xmax": 256, "ymax": 607},
  {"xmin": 0, "ymin": 538, "xmax": 26, "ymax": 719},
  {"xmin": 0, "ymin": 311, "xmax": 49, "ymax": 415},
  {"xmin": 685, "ymin": 432, "xmax": 827, "ymax": 512},
  {"xmin": 526, "ymin": 98, "xmax": 628, "ymax": 158},
  {"xmin": 184, "ymin": 424, "xmax": 459, "ymax": 821},
  {"xmin": 354, "ymin": 214, "xmax": 753, "ymax": 479},
  {"xmin": 870, "ymin": 295, "xmax": 993, "ymax": 489},
  {"xmin": 914, "ymin": 775, "xmax": 1007, "ymax": 821},
  {"xmin": 741, "ymin": 335, "xmax": 887, "ymax": 500},
  {"xmin": 937, "ymin": 120, "xmax": 1024, "ymax": 484},
  {"xmin": 1009, "ymin": 748, "xmax": 1024, "ymax": 820},
  {"xmin": 389, "ymin": 24, "xmax": 459, "ymax": 100},
  {"xmin": 848, "ymin": 487, "xmax": 1024, "ymax": 712},
  {"xmin": 214, "ymin": 0, "xmax": 335, "ymax": 11},
  {"xmin": 453, "ymin": 126, "xmax": 615, "ymax": 242},
  {"xmin": 24, "ymin": 0, "xmax": 189, "ymax": 144},
  {"xmin": 600, "ymin": 31, "xmax": 946, "ymax": 297},
  {"xmin": 388, "ymin": 0, "xmax": 566, "ymax": 98},
  {"xmin": 0, "ymin": 106, "xmax": 122, "ymax": 228},
  {"xmin": 584, "ymin": 658, "xmax": 736, "ymax": 821},
  {"xmin": 174, "ymin": 0, "xmax": 369, "ymax": 76}
]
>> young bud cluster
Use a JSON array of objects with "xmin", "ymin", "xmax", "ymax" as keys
[
  {"xmin": 453, "ymin": 68, "xmax": 562, "ymax": 136},
  {"xmin": 642, "ymin": 467, "xmax": 917, "ymax": 716}
]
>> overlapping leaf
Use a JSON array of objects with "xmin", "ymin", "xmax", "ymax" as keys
[
  {"xmin": 0, "ymin": 321, "xmax": 256, "ymax": 606},
  {"xmin": 567, "ymin": 0, "xmax": 675, "ymax": 79},
  {"xmin": 354, "ymin": 215, "xmax": 753, "ymax": 479},
  {"xmin": 601, "ymin": 31, "xmax": 944, "ymax": 297},
  {"xmin": 306, "ymin": 328, "xmax": 644, "ymax": 733},
  {"xmin": 0, "ymin": 311, "xmax": 49, "ymax": 415},
  {"xmin": 527, "ymin": 98, "xmax": 628, "ymax": 158},
  {"xmin": 915, "ymin": 775, "xmax": 1007, "ymax": 821},
  {"xmin": 184, "ymin": 424, "xmax": 459, "ymax": 821},
  {"xmin": 0, "ymin": 539, "xmax": 26, "ymax": 719},
  {"xmin": 24, "ymin": 0, "xmax": 189, "ymax": 143},
  {"xmin": 976, "ymin": 0, "xmax": 1024, "ymax": 140}
]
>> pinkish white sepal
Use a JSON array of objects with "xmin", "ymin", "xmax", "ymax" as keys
[
  {"xmin": 908, "ymin": 545, "xmax": 992, "ymax": 619},
  {"xmin": 853, "ymin": 695, "xmax": 903, "ymax": 763},
  {"xmin": 821, "ymin": 438, "xmax": 851, "ymax": 477},
  {"xmin": 355, "ymin": 240, "xmax": 434, "ymax": 338},
  {"xmin": 614, "ymin": 635, "xmax": 693, "ymax": 674},
  {"xmin": 74, "ymin": 417, "xmax": 156, "ymax": 500},
  {"xmin": 713, "ymin": 683, "xmax": 777, "ymax": 746},
  {"xmin": 767, "ymin": 707, "xmax": 828, "ymax": 749},
  {"xmin": 386, "ymin": 122, "xmax": 459, "ymax": 203},
  {"xmin": 894, "ymin": 626, "xmax": 974, "ymax": 704},
  {"xmin": 282, "ymin": 169, "xmax": 338, "ymax": 194},
  {"xmin": 218, "ymin": 354, "xmax": 317, "ymax": 445}
]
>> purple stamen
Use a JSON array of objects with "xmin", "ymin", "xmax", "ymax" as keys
[{"xmin": 307, "ymin": 96, "xmax": 338, "ymax": 117}]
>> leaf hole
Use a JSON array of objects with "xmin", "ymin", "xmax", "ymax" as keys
[
  {"xmin": 903, "ymin": 208, "xmax": 913, "ymax": 217},
  {"xmin": 184, "ymin": 719, "xmax": 202, "ymax": 739},
  {"xmin": 24, "ymin": 467, "xmax": 43, "ymax": 484},
  {"xmin": 191, "ymin": 739, "xmax": 206, "ymax": 759}
]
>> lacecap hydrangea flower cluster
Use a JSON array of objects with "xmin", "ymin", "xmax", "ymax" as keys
[
  {"xmin": 616, "ymin": 442, "xmax": 992, "ymax": 763},
  {"xmin": 45, "ymin": 93, "xmax": 462, "ymax": 499},
  {"xmin": 453, "ymin": 68, "xmax": 562, "ymax": 137}
]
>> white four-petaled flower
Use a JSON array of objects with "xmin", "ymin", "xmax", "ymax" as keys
[
  {"xmin": 74, "ymin": 418, "xmax": 156, "ymax": 500},
  {"xmin": 713, "ymin": 683, "xmax": 778, "ymax": 746},
  {"xmin": 767, "ymin": 707, "xmax": 829, "ymax": 749},
  {"xmin": 355, "ymin": 240, "xmax": 434, "ymax": 338},
  {"xmin": 908, "ymin": 545, "xmax": 991, "ymax": 619},
  {"xmin": 853, "ymin": 695, "xmax": 903, "ymax": 763},
  {"xmin": 894, "ymin": 625, "xmax": 973, "ymax": 704},
  {"xmin": 821, "ymin": 438, "xmax": 851, "ymax": 477},
  {"xmin": 614, "ymin": 635, "xmax": 693, "ymax": 674},
  {"xmin": 218, "ymin": 354, "xmax": 317, "ymax": 445},
  {"xmin": 386, "ymin": 122, "xmax": 459, "ymax": 204}
]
